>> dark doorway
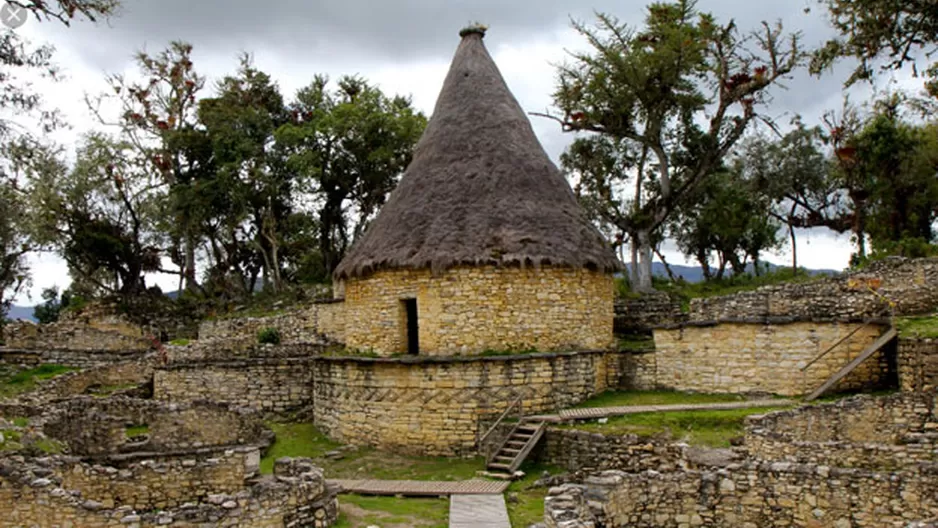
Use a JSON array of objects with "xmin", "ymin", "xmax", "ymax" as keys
[{"xmin": 403, "ymin": 298, "xmax": 419, "ymax": 355}]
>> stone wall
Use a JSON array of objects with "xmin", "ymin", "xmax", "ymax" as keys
[
  {"xmin": 0, "ymin": 347, "xmax": 150, "ymax": 369},
  {"xmin": 155, "ymin": 358, "xmax": 315, "ymax": 413},
  {"xmin": 686, "ymin": 257, "xmax": 938, "ymax": 323},
  {"xmin": 342, "ymin": 266, "xmax": 614, "ymax": 356},
  {"xmin": 653, "ymin": 321, "xmax": 892, "ymax": 395},
  {"xmin": 619, "ymin": 350, "xmax": 658, "ymax": 391},
  {"xmin": 538, "ymin": 428, "xmax": 687, "ymax": 473},
  {"xmin": 614, "ymin": 292, "xmax": 686, "ymax": 334},
  {"xmin": 594, "ymin": 462, "xmax": 938, "ymax": 528},
  {"xmin": 900, "ymin": 338, "xmax": 938, "ymax": 392},
  {"xmin": 2, "ymin": 316, "xmax": 153, "ymax": 353},
  {"xmin": 745, "ymin": 392, "xmax": 937, "ymax": 470},
  {"xmin": 0, "ymin": 454, "xmax": 338, "ymax": 528},
  {"xmin": 312, "ymin": 350, "xmax": 622, "ymax": 456},
  {"xmin": 197, "ymin": 300, "xmax": 345, "ymax": 345}
]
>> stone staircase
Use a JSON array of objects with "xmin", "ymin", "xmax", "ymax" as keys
[{"xmin": 486, "ymin": 418, "xmax": 546, "ymax": 476}]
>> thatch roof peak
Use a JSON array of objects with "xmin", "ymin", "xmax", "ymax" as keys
[{"xmin": 334, "ymin": 29, "xmax": 622, "ymax": 280}]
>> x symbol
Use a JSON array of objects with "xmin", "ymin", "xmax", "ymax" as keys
[{"xmin": 1, "ymin": 3, "xmax": 27, "ymax": 29}]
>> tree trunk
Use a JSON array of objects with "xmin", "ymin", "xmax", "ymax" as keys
[
  {"xmin": 630, "ymin": 236, "xmax": 640, "ymax": 288},
  {"xmin": 184, "ymin": 236, "xmax": 197, "ymax": 292},
  {"xmin": 635, "ymin": 229, "xmax": 654, "ymax": 292}
]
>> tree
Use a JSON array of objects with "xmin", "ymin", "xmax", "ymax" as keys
[
  {"xmin": 87, "ymin": 41, "xmax": 206, "ymax": 292},
  {"xmin": 542, "ymin": 0, "xmax": 804, "ymax": 291},
  {"xmin": 276, "ymin": 76, "xmax": 426, "ymax": 275},
  {"xmin": 812, "ymin": 0, "xmax": 938, "ymax": 88},
  {"xmin": 198, "ymin": 56, "xmax": 294, "ymax": 294},
  {"xmin": 670, "ymin": 165, "xmax": 781, "ymax": 280},
  {"xmin": 27, "ymin": 134, "xmax": 163, "ymax": 296},
  {"xmin": 0, "ymin": 176, "xmax": 30, "ymax": 320}
]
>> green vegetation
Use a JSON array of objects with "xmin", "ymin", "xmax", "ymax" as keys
[
  {"xmin": 506, "ymin": 462, "xmax": 562, "ymax": 528},
  {"xmin": 573, "ymin": 390, "xmax": 747, "ymax": 409},
  {"xmin": 169, "ymin": 338, "xmax": 191, "ymax": 346},
  {"xmin": 0, "ymin": 364, "xmax": 78, "ymax": 399},
  {"xmin": 617, "ymin": 335, "xmax": 655, "ymax": 351},
  {"xmin": 125, "ymin": 425, "xmax": 149, "ymax": 439},
  {"xmin": 260, "ymin": 422, "xmax": 482, "ymax": 481},
  {"xmin": 12, "ymin": 417, "xmax": 29, "ymax": 427},
  {"xmin": 334, "ymin": 494, "xmax": 448, "ymax": 528},
  {"xmin": 257, "ymin": 327, "xmax": 282, "ymax": 345},
  {"xmin": 895, "ymin": 315, "xmax": 938, "ymax": 339},
  {"xmin": 564, "ymin": 406, "xmax": 792, "ymax": 447},
  {"xmin": 652, "ymin": 268, "xmax": 827, "ymax": 306}
]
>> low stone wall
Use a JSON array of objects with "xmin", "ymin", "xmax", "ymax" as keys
[
  {"xmin": 686, "ymin": 257, "xmax": 938, "ymax": 323},
  {"xmin": 653, "ymin": 321, "xmax": 892, "ymax": 396},
  {"xmin": 0, "ymin": 454, "xmax": 338, "ymax": 528},
  {"xmin": 312, "ymin": 350, "xmax": 622, "ymax": 456},
  {"xmin": 614, "ymin": 292, "xmax": 686, "ymax": 334},
  {"xmin": 900, "ymin": 338, "xmax": 938, "ymax": 392},
  {"xmin": 2, "ymin": 318, "xmax": 153, "ymax": 352},
  {"xmin": 197, "ymin": 300, "xmax": 346, "ymax": 345},
  {"xmin": 593, "ymin": 462, "xmax": 938, "ymax": 528},
  {"xmin": 745, "ymin": 392, "xmax": 937, "ymax": 470},
  {"xmin": 163, "ymin": 341, "xmax": 326, "ymax": 364},
  {"xmin": 38, "ymin": 397, "xmax": 270, "ymax": 457},
  {"xmin": 619, "ymin": 349, "xmax": 658, "ymax": 390},
  {"xmin": 155, "ymin": 358, "xmax": 315, "ymax": 413},
  {"xmin": 0, "ymin": 347, "xmax": 150, "ymax": 369},
  {"xmin": 538, "ymin": 428, "xmax": 686, "ymax": 473}
]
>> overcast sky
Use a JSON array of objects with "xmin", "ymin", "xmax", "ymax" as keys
[{"xmin": 8, "ymin": 0, "xmax": 925, "ymax": 304}]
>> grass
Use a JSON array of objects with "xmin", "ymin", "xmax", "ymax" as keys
[
  {"xmin": 0, "ymin": 364, "xmax": 78, "ymax": 398},
  {"xmin": 647, "ymin": 267, "xmax": 830, "ymax": 310},
  {"xmin": 334, "ymin": 494, "xmax": 448, "ymax": 528},
  {"xmin": 895, "ymin": 315, "xmax": 938, "ymax": 338},
  {"xmin": 572, "ymin": 390, "xmax": 748, "ymax": 409},
  {"xmin": 563, "ymin": 406, "xmax": 792, "ymax": 447},
  {"xmin": 506, "ymin": 462, "xmax": 561, "ymax": 528},
  {"xmin": 168, "ymin": 338, "xmax": 191, "ymax": 346},
  {"xmin": 260, "ymin": 422, "xmax": 483, "ymax": 480},
  {"xmin": 617, "ymin": 335, "xmax": 655, "ymax": 351},
  {"xmin": 125, "ymin": 425, "xmax": 150, "ymax": 438}
]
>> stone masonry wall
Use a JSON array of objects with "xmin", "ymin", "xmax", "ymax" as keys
[
  {"xmin": 312, "ymin": 350, "xmax": 622, "ymax": 456},
  {"xmin": 0, "ymin": 454, "xmax": 338, "ymax": 528},
  {"xmin": 900, "ymin": 338, "xmax": 938, "ymax": 392},
  {"xmin": 0, "ymin": 347, "xmax": 150, "ymax": 369},
  {"xmin": 3, "ymin": 317, "xmax": 153, "ymax": 352},
  {"xmin": 687, "ymin": 257, "xmax": 938, "ymax": 323},
  {"xmin": 653, "ymin": 322, "xmax": 891, "ymax": 395},
  {"xmin": 746, "ymin": 392, "xmax": 938, "ymax": 470},
  {"xmin": 154, "ymin": 358, "xmax": 315, "ymax": 413},
  {"xmin": 343, "ymin": 266, "xmax": 614, "ymax": 356},
  {"xmin": 197, "ymin": 300, "xmax": 346, "ymax": 346},
  {"xmin": 539, "ymin": 428, "xmax": 687, "ymax": 473},
  {"xmin": 614, "ymin": 292, "xmax": 687, "ymax": 334},
  {"xmin": 598, "ymin": 462, "xmax": 938, "ymax": 528}
]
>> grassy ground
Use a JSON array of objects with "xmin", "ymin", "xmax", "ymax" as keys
[
  {"xmin": 573, "ymin": 390, "xmax": 748, "ymax": 409},
  {"xmin": 0, "ymin": 364, "xmax": 77, "ymax": 399},
  {"xmin": 260, "ymin": 422, "xmax": 482, "ymax": 480},
  {"xmin": 563, "ymin": 406, "xmax": 792, "ymax": 447},
  {"xmin": 506, "ymin": 462, "xmax": 561, "ymax": 528},
  {"xmin": 334, "ymin": 494, "xmax": 449, "ymax": 528},
  {"xmin": 895, "ymin": 315, "xmax": 938, "ymax": 338}
]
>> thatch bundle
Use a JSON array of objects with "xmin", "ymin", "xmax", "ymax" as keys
[{"xmin": 334, "ymin": 29, "xmax": 621, "ymax": 280}]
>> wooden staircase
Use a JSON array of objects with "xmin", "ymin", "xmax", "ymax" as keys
[
  {"xmin": 485, "ymin": 418, "xmax": 546, "ymax": 476},
  {"xmin": 805, "ymin": 326, "xmax": 898, "ymax": 401}
]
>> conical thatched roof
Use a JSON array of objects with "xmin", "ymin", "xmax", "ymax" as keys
[{"xmin": 334, "ymin": 29, "xmax": 622, "ymax": 280}]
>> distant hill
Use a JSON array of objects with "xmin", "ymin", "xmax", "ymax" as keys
[
  {"xmin": 5, "ymin": 305, "xmax": 36, "ymax": 322},
  {"xmin": 625, "ymin": 262, "xmax": 840, "ymax": 283}
]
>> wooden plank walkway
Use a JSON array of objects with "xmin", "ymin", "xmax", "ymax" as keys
[
  {"xmin": 806, "ymin": 327, "xmax": 897, "ymax": 401},
  {"xmin": 328, "ymin": 479, "xmax": 509, "ymax": 496},
  {"xmin": 449, "ymin": 494, "xmax": 511, "ymax": 528},
  {"xmin": 557, "ymin": 399, "xmax": 792, "ymax": 420}
]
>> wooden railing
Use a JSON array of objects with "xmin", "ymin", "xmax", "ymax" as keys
[
  {"xmin": 801, "ymin": 318, "xmax": 877, "ymax": 372},
  {"xmin": 478, "ymin": 396, "xmax": 522, "ymax": 456}
]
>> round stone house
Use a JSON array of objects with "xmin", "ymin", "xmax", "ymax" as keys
[{"xmin": 333, "ymin": 28, "xmax": 621, "ymax": 356}]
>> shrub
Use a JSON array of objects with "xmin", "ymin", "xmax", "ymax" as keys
[{"xmin": 257, "ymin": 327, "xmax": 282, "ymax": 345}]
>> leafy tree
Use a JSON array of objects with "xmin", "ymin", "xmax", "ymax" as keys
[
  {"xmin": 27, "ymin": 134, "xmax": 163, "ymax": 295},
  {"xmin": 0, "ymin": 176, "xmax": 30, "ymax": 319},
  {"xmin": 276, "ymin": 76, "xmax": 426, "ymax": 274},
  {"xmin": 812, "ymin": 0, "xmax": 938, "ymax": 88},
  {"xmin": 33, "ymin": 286, "xmax": 67, "ymax": 324},
  {"xmin": 543, "ymin": 0, "xmax": 804, "ymax": 291},
  {"xmin": 670, "ymin": 165, "xmax": 781, "ymax": 280},
  {"xmin": 198, "ymin": 56, "xmax": 293, "ymax": 294},
  {"xmin": 87, "ymin": 41, "xmax": 206, "ymax": 292}
]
